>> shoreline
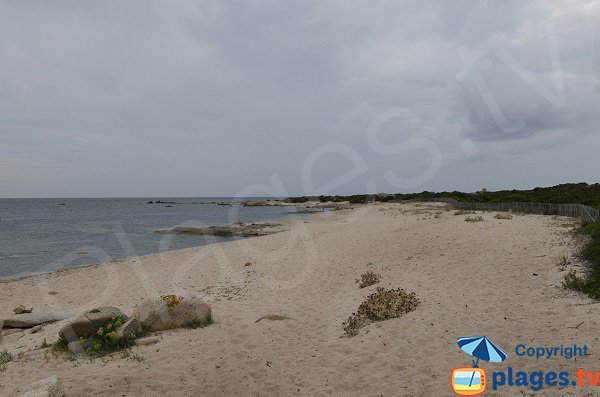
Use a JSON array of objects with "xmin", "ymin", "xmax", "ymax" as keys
[
  {"xmin": 1, "ymin": 203, "xmax": 595, "ymax": 396},
  {"xmin": 0, "ymin": 199, "xmax": 347, "ymax": 282},
  {"xmin": 0, "ymin": 214, "xmax": 316, "ymax": 284}
]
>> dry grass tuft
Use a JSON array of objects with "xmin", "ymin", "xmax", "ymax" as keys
[
  {"xmin": 465, "ymin": 215, "xmax": 484, "ymax": 223},
  {"xmin": 356, "ymin": 271, "xmax": 381, "ymax": 288},
  {"xmin": 494, "ymin": 213, "xmax": 513, "ymax": 220},
  {"xmin": 454, "ymin": 210, "xmax": 475, "ymax": 215},
  {"xmin": 558, "ymin": 255, "xmax": 571, "ymax": 271},
  {"xmin": 0, "ymin": 350, "xmax": 13, "ymax": 371}
]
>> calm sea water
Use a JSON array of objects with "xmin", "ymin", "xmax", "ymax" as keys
[{"xmin": 0, "ymin": 198, "xmax": 305, "ymax": 279}]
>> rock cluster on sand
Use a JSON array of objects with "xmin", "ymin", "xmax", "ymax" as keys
[
  {"xmin": 53, "ymin": 297, "xmax": 210, "ymax": 355},
  {"xmin": 59, "ymin": 306, "xmax": 127, "ymax": 343},
  {"xmin": 21, "ymin": 376, "xmax": 64, "ymax": 397},
  {"xmin": 133, "ymin": 294, "xmax": 212, "ymax": 332}
]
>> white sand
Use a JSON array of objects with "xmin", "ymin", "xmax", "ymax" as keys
[{"xmin": 1, "ymin": 203, "xmax": 598, "ymax": 396}]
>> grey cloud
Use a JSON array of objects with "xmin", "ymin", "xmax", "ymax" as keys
[{"xmin": 0, "ymin": 0, "xmax": 598, "ymax": 197}]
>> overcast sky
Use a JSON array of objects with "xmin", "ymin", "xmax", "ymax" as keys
[{"xmin": 0, "ymin": 1, "xmax": 599, "ymax": 198}]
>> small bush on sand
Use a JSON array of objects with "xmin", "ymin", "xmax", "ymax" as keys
[
  {"xmin": 52, "ymin": 338, "xmax": 68, "ymax": 352},
  {"xmin": 121, "ymin": 349, "xmax": 146, "ymax": 363},
  {"xmin": 356, "ymin": 271, "xmax": 381, "ymax": 288},
  {"xmin": 465, "ymin": 216, "xmax": 484, "ymax": 223},
  {"xmin": 494, "ymin": 213, "xmax": 513, "ymax": 220},
  {"xmin": 558, "ymin": 256, "xmax": 571, "ymax": 271},
  {"xmin": 563, "ymin": 269, "xmax": 585, "ymax": 290},
  {"xmin": 563, "ymin": 223, "xmax": 600, "ymax": 299},
  {"xmin": 343, "ymin": 287, "xmax": 420, "ymax": 337},
  {"xmin": 454, "ymin": 210, "xmax": 474, "ymax": 215},
  {"xmin": 0, "ymin": 350, "xmax": 13, "ymax": 371}
]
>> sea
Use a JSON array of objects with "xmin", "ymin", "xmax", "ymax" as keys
[{"xmin": 0, "ymin": 198, "xmax": 306, "ymax": 279}]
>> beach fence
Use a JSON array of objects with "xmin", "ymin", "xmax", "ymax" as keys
[{"xmin": 429, "ymin": 198, "xmax": 600, "ymax": 224}]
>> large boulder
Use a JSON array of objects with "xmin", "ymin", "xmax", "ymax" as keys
[
  {"xmin": 133, "ymin": 294, "xmax": 212, "ymax": 332},
  {"xmin": 59, "ymin": 307, "xmax": 127, "ymax": 343},
  {"xmin": 21, "ymin": 376, "xmax": 64, "ymax": 397},
  {"xmin": 1, "ymin": 312, "xmax": 72, "ymax": 329}
]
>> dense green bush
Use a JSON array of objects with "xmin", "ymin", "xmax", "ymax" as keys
[
  {"xmin": 286, "ymin": 183, "xmax": 600, "ymax": 209},
  {"xmin": 563, "ymin": 223, "xmax": 600, "ymax": 299},
  {"xmin": 75, "ymin": 316, "xmax": 136, "ymax": 356}
]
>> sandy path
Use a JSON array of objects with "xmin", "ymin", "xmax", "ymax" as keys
[{"xmin": 0, "ymin": 203, "xmax": 597, "ymax": 396}]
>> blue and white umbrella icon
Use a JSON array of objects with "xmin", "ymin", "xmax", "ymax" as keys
[{"xmin": 458, "ymin": 336, "xmax": 507, "ymax": 387}]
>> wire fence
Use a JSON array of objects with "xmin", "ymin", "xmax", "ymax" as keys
[{"xmin": 429, "ymin": 198, "xmax": 600, "ymax": 224}]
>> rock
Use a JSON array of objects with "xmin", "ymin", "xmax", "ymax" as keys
[
  {"xmin": 244, "ymin": 262, "xmax": 252, "ymax": 267},
  {"xmin": 133, "ymin": 294, "xmax": 212, "ymax": 332},
  {"xmin": 21, "ymin": 375, "xmax": 64, "ymax": 397},
  {"xmin": 2, "ymin": 328, "xmax": 23, "ymax": 336},
  {"xmin": 67, "ymin": 340, "xmax": 92, "ymax": 356},
  {"xmin": 2, "ymin": 312, "xmax": 72, "ymax": 329},
  {"xmin": 59, "ymin": 307, "xmax": 127, "ymax": 343},
  {"xmin": 155, "ymin": 222, "xmax": 284, "ymax": 238},
  {"xmin": 14, "ymin": 305, "xmax": 33, "ymax": 314},
  {"xmin": 29, "ymin": 325, "xmax": 43, "ymax": 334},
  {"xmin": 115, "ymin": 318, "xmax": 142, "ymax": 339}
]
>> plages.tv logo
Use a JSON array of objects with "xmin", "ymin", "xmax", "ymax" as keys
[{"xmin": 451, "ymin": 336, "xmax": 508, "ymax": 396}]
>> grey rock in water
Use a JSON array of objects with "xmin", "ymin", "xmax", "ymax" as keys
[
  {"xmin": 133, "ymin": 294, "xmax": 211, "ymax": 332},
  {"xmin": 155, "ymin": 222, "xmax": 283, "ymax": 238},
  {"xmin": 59, "ymin": 307, "xmax": 127, "ymax": 343},
  {"xmin": 2, "ymin": 312, "xmax": 72, "ymax": 329},
  {"xmin": 21, "ymin": 376, "xmax": 64, "ymax": 397}
]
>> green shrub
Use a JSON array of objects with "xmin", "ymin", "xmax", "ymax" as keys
[
  {"xmin": 76, "ymin": 316, "xmax": 135, "ymax": 357},
  {"xmin": 563, "ymin": 223, "xmax": 600, "ymax": 299},
  {"xmin": 343, "ymin": 287, "xmax": 420, "ymax": 337},
  {"xmin": 52, "ymin": 338, "xmax": 68, "ymax": 352}
]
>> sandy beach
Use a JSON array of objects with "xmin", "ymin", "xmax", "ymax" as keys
[{"xmin": 1, "ymin": 203, "xmax": 598, "ymax": 396}]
